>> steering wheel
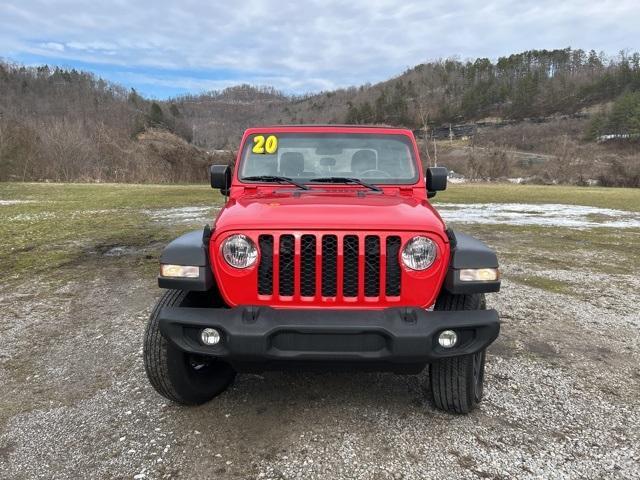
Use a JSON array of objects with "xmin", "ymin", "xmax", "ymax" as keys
[{"xmin": 358, "ymin": 169, "xmax": 391, "ymax": 178}]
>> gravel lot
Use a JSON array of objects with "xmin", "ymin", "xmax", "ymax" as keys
[{"xmin": 1, "ymin": 188, "xmax": 639, "ymax": 479}]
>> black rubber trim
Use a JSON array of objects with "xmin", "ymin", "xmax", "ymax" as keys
[
  {"xmin": 157, "ymin": 306, "xmax": 500, "ymax": 363},
  {"xmin": 444, "ymin": 231, "xmax": 500, "ymax": 294},
  {"xmin": 158, "ymin": 229, "xmax": 213, "ymax": 291},
  {"xmin": 160, "ymin": 230, "xmax": 209, "ymax": 266},
  {"xmin": 448, "ymin": 231, "xmax": 498, "ymax": 269}
]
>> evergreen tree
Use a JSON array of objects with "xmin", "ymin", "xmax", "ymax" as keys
[
  {"xmin": 147, "ymin": 102, "xmax": 165, "ymax": 128},
  {"xmin": 373, "ymin": 89, "xmax": 385, "ymax": 123},
  {"xmin": 608, "ymin": 91, "xmax": 640, "ymax": 134},
  {"xmin": 585, "ymin": 111, "xmax": 608, "ymax": 140},
  {"xmin": 345, "ymin": 101, "xmax": 359, "ymax": 124},
  {"xmin": 585, "ymin": 91, "xmax": 640, "ymax": 139},
  {"xmin": 169, "ymin": 103, "xmax": 181, "ymax": 117},
  {"xmin": 359, "ymin": 101, "xmax": 375, "ymax": 124},
  {"xmin": 128, "ymin": 88, "xmax": 143, "ymax": 105}
]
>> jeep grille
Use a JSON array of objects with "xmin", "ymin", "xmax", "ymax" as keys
[{"xmin": 257, "ymin": 233, "xmax": 402, "ymax": 301}]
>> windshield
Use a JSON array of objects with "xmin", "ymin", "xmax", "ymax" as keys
[{"xmin": 239, "ymin": 133, "xmax": 419, "ymax": 184}]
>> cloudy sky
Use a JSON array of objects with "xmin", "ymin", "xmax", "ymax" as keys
[{"xmin": 1, "ymin": 0, "xmax": 638, "ymax": 98}]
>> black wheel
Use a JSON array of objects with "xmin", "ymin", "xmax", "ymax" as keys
[
  {"xmin": 429, "ymin": 292, "xmax": 487, "ymax": 414},
  {"xmin": 143, "ymin": 289, "xmax": 236, "ymax": 405}
]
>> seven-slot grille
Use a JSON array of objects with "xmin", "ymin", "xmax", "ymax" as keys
[{"xmin": 257, "ymin": 233, "xmax": 402, "ymax": 300}]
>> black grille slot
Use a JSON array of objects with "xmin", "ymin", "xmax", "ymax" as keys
[
  {"xmin": 321, "ymin": 235, "xmax": 337, "ymax": 296},
  {"xmin": 300, "ymin": 235, "xmax": 316, "ymax": 296},
  {"xmin": 279, "ymin": 235, "xmax": 295, "ymax": 296},
  {"xmin": 343, "ymin": 235, "xmax": 359, "ymax": 297},
  {"xmin": 271, "ymin": 332, "xmax": 386, "ymax": 352},
  {"xmin": 364, "ymin": 236, "xmax": 380, "ymax": 296},
  {"xmin": 386, "ymin": 236, "xmax": 401, "ymax": 296},
  {"xmin": 257, "ymin": 235, "xmax": 273, "ymax": 295}
]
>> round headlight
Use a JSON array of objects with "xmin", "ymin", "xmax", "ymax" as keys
[
  {"xmin": 222, "ymin": 234, "xmax": 258, "ymax": 268},
  {"xmin": 401, "ymin": 236, "xmax": 437, "ymax": 270}
]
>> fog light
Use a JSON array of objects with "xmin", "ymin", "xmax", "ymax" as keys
[
  {"xmin": 438, "ymin": 330, "xmax": 458, "ymax": 348},
  {"xmin": 200, "ymin": 328, "xmax": 221, "ymax": 346}
]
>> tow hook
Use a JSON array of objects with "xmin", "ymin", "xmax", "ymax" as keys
[
  {"xmin": 242, "ymin": 306, "xmax": 260, "ymax": 323},
  {"xmin": 401, "ymin": 308, "xmax": 417, "ymax": 324}
]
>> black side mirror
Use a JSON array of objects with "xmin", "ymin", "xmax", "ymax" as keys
[
  {"xmin": 210, "ymin": 164, "xmax": 231, "ymax": 196},
  {"xmin": 426, "ymin": 167, "xmax": 448, "ymax": 198}
]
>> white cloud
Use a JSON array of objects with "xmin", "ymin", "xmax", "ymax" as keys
[
  {"xmin": 65, "ymin": 41, "xmax": 118, "ymax": 52},
  {"xmin": 115, "ymin": 71, "xmax": 337, "ymax": 93},
  {"xmin": 38, "ymin": 42, "xmax": 65, "ymax": 52},
  {"xmin": 1, "ymin": 0, "xmax": 639, "ymax": 95}
]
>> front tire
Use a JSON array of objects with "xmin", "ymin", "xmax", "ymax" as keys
[
  {"xmin": 429, "ymin": 292, "xmax": 487, "ymax": 414},
  {"xmin": 143, "ymin": 289, "xmax": 236, "ymax": 405}
]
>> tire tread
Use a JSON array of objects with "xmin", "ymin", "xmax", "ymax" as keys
[
  {"xmin": 143, "ymin": 290, "xmax": 191, "ymax": 404},
  {"xmin": 430, "ymin": 292, "xmax": 487, "ymax": 414}
]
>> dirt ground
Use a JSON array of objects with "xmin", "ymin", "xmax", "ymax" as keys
[{"xmin": 0, "ymin": 184, "xmax": 639, "ymax": 479}]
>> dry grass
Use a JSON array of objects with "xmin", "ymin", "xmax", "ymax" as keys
[{"xmin": 435, "ymin": 183, "xmax": 640, "ymax": 212}]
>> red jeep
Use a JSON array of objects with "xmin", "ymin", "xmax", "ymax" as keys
[{"xmin": 144, "ymin": 125, "xmax": 500, "ymax": 414}]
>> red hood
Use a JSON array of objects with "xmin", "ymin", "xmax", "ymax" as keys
[{"xmin": 213, "ymin": 190, "xmax": 446, "ymax": 235}]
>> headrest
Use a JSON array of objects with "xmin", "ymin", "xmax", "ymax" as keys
[
  {"xmin": 251, "ymin": 155, "xmax": 277, "ymax": 175},
  {"xmin": 320, "ymin": 157, "xmax": 336, "ymax": 167},
  {"xmin": 280, "ymin": 152, "xmax": 305, "ymax": 176},
  {"xmin": 351, "ymin": 150, "xmax": 376, "ymax": 172}
]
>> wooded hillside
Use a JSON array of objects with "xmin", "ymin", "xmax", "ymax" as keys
[
  {"xmin": 0, "ymin": 63, "xmax": 217, "ymax": 182},
  {"xmin": 171, "ymin": 48, "xmax": 640, "ymax": 140},
  {"xmin": 1, "ymin": 48, "xmax": 638, "ymax": 184},
  {"xmin": 339, "ymin": 48, "xmax": 640, "ymax": 126}
]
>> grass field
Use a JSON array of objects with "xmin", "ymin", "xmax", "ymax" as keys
[
  {"xmin": 436, "ymin": 183, "xmax": 640, "ymax": 211},
  {"xmin": 0, "ymin": 183, "xmax": 216, "ymax": 280},
  {"xmin": 1, "ymin": 182, "xmax": 639, "ymax": 283}
]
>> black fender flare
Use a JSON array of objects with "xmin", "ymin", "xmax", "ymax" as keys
[
  {"xmin": 444, "ymin": 230, "xmax": 500, "ymax": 294},
  {"xmin": 157, "ymin": 226, "xmax": 214, "ymax": 291}
]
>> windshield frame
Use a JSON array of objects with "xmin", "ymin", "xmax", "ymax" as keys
[{"xmin": 235, "ymin": 129, "xmax": 422, "ymax": 187}]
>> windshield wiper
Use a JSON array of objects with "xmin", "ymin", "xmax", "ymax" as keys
[
  {"xmin": 308, "ymin": 177, "xmax": 382, "ymax": 192},
  {"xmin": 243, "ymin": 175, "xmax": 309, "ymax": 190}
]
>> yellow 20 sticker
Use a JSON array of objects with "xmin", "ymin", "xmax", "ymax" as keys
[{"xmin": 252, "ymin": 135, "xmax": 278, "ymax": 154}]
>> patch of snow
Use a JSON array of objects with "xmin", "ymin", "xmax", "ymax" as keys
[
  {"xmin": 597, "ymin": 133, "xmax": 640, "ymax": 143},
  {"xmin": 0, "ymin": 200, "xmax": 35, "ymax": 206},
  {"xmin": 447, "ymin": 177, "xmax": 467, "ymax": 184},
  {"xmin": 438, "ymin": 203, "xmax": 640, "ymax": 228},
  {"xmin": 8, "ymin": 212, "xmax": 56, "ymax": 221},
  {"xmin": 103, "ymin": 246, "xmax": 140, "ymax": 257},
  {"xmin": 142, "ymin": 206, "xmax": 218, "ymax": 225},
  {"xmin": 447, "ymin": 171, "xmax": 466, "ymax": 184}
]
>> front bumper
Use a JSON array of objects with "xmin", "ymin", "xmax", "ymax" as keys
[{"xmin": 158, "ymin": 306, "xmax": 500, "ymax": 365}]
